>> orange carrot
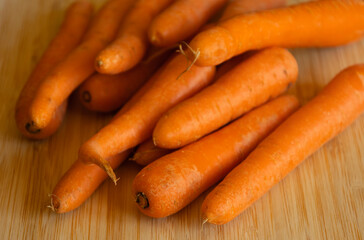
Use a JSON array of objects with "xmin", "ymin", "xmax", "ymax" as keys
[
  {"xmin": 50, "ymin": 150, "xmax": 132, "ymax": 213},
  {"xmin": 153, "ymin": 47, "xmax": 297, "ymax": 149},
  {"xmin": 133, "ymin": 95, "xmax": 299, "ymax": 218},
  {"xmin": 27, "ymin": 0, "xmax": 134, "ymax": 131},
  {"xmin": 148, "ymin": 0, "xmax": 228, "ymax": 47},
  {"xmin": 189, "ymin": 0, "xmax": 364, "ymax": 66},
  {"xmin": 15, "ymin": 1, "xmax": 93, "ymax": 139},
  {"xmin": 202, "ymin": 64, "xmax": 364, "ymax": 225},
  {"xmin": 220, "ymin": 0, "xmax": 286, "ymax": 21},
  {"xmin": 131, "ymin": 139, "xmax": 173, "ymax": 166},
  {"xmin": 78, "ymin": 54, "xmax": 215, "ymax": 183},
  {"xmin": 95, "ymin": 0, "xmax": 173, "ymax": 74},
  {"xmin": 79, "ymin": 48, "xmax": 171, "ymax": 113}
]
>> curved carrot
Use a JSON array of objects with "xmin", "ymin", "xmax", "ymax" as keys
[
  {"xmin": 50, "ymin": 150, "xmax": 132, "ymax": 213},
  {"xmin": 220, "ymin": 0, "xmax": 286, "ymax": 21},
  {"xmin": 202, "ymin": 64, "xmax": 364, "ymax": 225},
  {"xmin": 189, "ymin": 0, "xmax": 364, "ymax": 66},
  {"xmin": 148, "ymin": 0, "xmax": 228, "ymax": 47},
  {"xmin": 95, "ymin": 0, "xmax": 173, "ymax": 74},
  {"xmin": 28, "ymin": 0, "xmax": 134, "ymax": 131},
  {"xmin": 79, "ymin": 54, "xmax": 216, "ymax": 183},
  {"xmin": 153, "ymin": 47, "xmax": 298, "ymax": 149},
  {"xmin": 133, "ymin": 95, "xmax": 299, "ymax": 218},
  {"xmin": 15, "ymin": 1, "xmax": 93, "ymax": 139},
  {"xmin": 79, "ymin": 48, "xmax": 171, "ymax": 113},
  {"xmin": 130, "ymin": 139, "xmax": 173, "ymax": 166}
]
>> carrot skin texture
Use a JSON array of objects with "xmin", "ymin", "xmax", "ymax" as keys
[
  {"xmin": 95, "ymin": 0, "xmax": 173, "ymax": 74},
  {"xmin": 29, "ymin": 0, "xmax": 134, "ymax": 130},
  {"xmin": 133, "ymin": 95, "xmax": 299, "ymax": 218},
  {"xmin": 79, "ymin": 54, "xmax": 216, "ymax": 181},
  {"xmin": 148, "ymin": 0, "xmax": 228, "ymax": 47},
  {"xmin": 15, "ymin": 1, "xmax": 93, "ymax": 139},
  {"xmin": 51, "ymin": 150, "xmax": 131, "ymax": 213},
  {"xmin": 190, "ymin": 0, "xmax": 364, "ymax": 66},
  {"xmin": 79, "ymin": 49, "xmax": 170, "ymax": 113},
  {"xmin": 153, "ymin": 47, "xmax": 298, "ymax": 149},
  {"xmin": 131, "ymin": 139, "xmax": 173, "ymax": 166},
  {"xmin": 202, "ymin": 64, "xmax": 364, "ymax": 225}
]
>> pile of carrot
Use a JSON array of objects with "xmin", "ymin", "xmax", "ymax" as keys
[{"xmin": 15, "ymin": 0, "xmax": 364, "ymax": 225}]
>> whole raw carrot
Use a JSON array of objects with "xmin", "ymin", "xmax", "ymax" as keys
[
  {"xmin": 15, "ymin": 1, "xmax": 93, "ymax": 139},
  {"xmin": 133, "ymin": 95, "xmax": 299, "ymax": 218},
  {"xmin": 50, "ymin": 150, "xmax": 132, "ymax": 213},
  {"xmin": 27, "ymin": 0, "xmax": 134, "ymax": 131},
  {"xmin": 148, "ymin": 0, "xmax": 228, "ymax": 47},
  {"xmin": 79, "ymin": 54, "xmax": 215, "ymax": 183},
  {"xmin": 202, "ymin": 64, "xmax": 364, "ymax": 225},
  {"xmin": 95, "ymin": 0, "xmax": 173, "ymax": 74},
  {"xmin": 130, "ymin": 139, "xmax": 173, "ymax": 166},
  {"xmin": 153, "ymin": 47, "xmax": 298, "ymax": 149},
  {"xmin": 189, "ymin": 0, "xmax": 364, "ymax": 66}
]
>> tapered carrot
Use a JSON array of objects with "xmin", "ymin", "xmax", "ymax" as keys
[
  {"xmin": 130, "ymin": 139, "xmax": 173, "ymax": 166},
  {"xmin": 50, "ymin": 150, "xmax": 132, "ymax": 213},
  {"xmin": 153, "ymin": 47, "xmax": 297, "ymax": 149},
  {"xmin": 27, "ymin": 0, "xmax": 134, "ymax": 132},
  {"xmin": 79, "ymin": 54, "xmax": 215, "ymax": 183},
  {"xmin": 79, "ymin": 48, "xmax": 171, "ymax": 113},
  {"xmin": 133, "ymin": 95, "xmax": 299, "ymax": 218},
  {"xmin": 15, "ymin": 1, "xmax": 93, "ymax": 139},
  {"xmin": 95, "ymin": 0, "xmax": 173, "ymax": 74},
  {"xmin": 189, "ymin": 0, "xmax": 364, "ymax": 66},
  {"xmin": 220, "ymin": 0, "xmax": 286, "ymax": 21},
  {"xmin": 148, "ymin": 0, "xmax": 228, "ymax": 47},
  {"xmin": 202, "ymin": 64, "xmax": 364, "ymax": 225}
]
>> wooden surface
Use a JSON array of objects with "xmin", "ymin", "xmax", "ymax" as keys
[{"xmin": 0, "ymin": 0, "xmax": 363, "ymax": 239}]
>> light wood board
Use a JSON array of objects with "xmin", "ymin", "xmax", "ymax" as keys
[{"xmin": 0, "ymin": 0, "xmax": 363, "ymax": 239}]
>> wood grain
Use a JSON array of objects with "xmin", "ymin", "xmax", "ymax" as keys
[{"xmin": 0, "ymin": 0, "xmax": 363, "ymax": 239}]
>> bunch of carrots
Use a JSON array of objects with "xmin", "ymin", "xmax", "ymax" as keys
[{"xmin": 16, "ymin": 0, "xmax": 364, "ymax": 225}]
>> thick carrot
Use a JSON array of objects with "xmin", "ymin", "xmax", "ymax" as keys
[
  {"xmin": 79, "ymin": 54, "xmax": 215, "ymax": 183},
  {"xmin": 148, "ymin": 0, "xmax": 228, "ymax": 47},
  {"xmin": 132, "ymin": 95, "xmax": 299, "ymax": 218},
  {"xmin": 202, "ymin": 64, "xmax": 364, "ymax": 225},
  {"xmin": 79, "ymin": 48, "xmax": 171, "ymax": 113},
  {"xmin": 50, "ymin": 150, "xmax": 132, "ymax": 213},
  {"xmin": 15, "ymin": 1, "xmax": 93, "ymax": 139},
  {"xmin": 189, "ymin": 0, "xmax": 364, "ymax": 66},
  {"xmin": 153, "ymin": 47, "xmax": 297, "ymax": 149},
  {"xmin": 130, "ymin": 139, "xmax": 173, "ymax": 166},
  {"xmin": 95, "ymin": 0, "xmax": 173, "ymax": 74},
  {"xmin": 27, "ymin": 0, "xmax": 134, "ymax": 131},
  {"xmin": 220, "ymin": 0, "xmax": 286, "ymax": 21}
]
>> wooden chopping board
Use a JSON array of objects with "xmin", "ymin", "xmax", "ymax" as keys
[{"xmin": 0, "ymin": 0, "xmax": 363, "ymax": 239}]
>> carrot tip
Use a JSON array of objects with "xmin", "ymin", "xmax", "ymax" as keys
[
  {"xmin": 25, "ymin": 121, "xmax": 41, "ymax": 134},
  {"xmin": 176, "ymin": 41, "xmax": 200, "ymax": 80},
  {"xmin": 135, "ymin": 192, "xmax": 149, "ymax": 209},
  {"xmin": 82, "ymin": 91, "xmax": 92, "ymax": 103},
  {"xmin": 96, "ymin": 59, "xmax": 103, "ymax": 69},
  {"xmin": 47, "ymin": 194, "xmax": 60, "ymax": 213}
]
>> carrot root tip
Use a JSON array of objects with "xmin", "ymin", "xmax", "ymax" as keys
[
  {"xmin": 135, "ymin": 192, "xmax": 149, "ymax": 209},
  {"xmin": 96, "ymin": 158, "xmax": 118, "ymax": 185},
  {"xmin": 82, "ymin": 91, "xmax": 92, "ymax": 103},
  {"xmin": 47, "ymin": 194, "xmax": 60, "ymax": 213},
  {"xmin": 25, "ymin": 121, "xmax": 41, "ymax": 134},
  {"xmin": 176, "ymin": 41, "xmax": 200, "ymax": 80}
]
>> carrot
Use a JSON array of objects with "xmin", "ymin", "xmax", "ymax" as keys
[
  {"xmin": 27, "ymin": 0, "xmax": 134, "ymax": 132},
  {"xmin": 189, "ymin": 0, "xmax": 364, "ymax": 66},
  {"xmin": 220, "ymin": 0, "xmax": 286, "ymax": 21},
  {"xmin": 202, "ymin": 64, "xmax": 364, "ymax": 225},
  {"xmin": 95, "ymin": 0, "xmax": 173, "ymax": 74},
  {"xmin": 79, "ymin": 54, "xmax": 215, "ymax": 183},
  {"xmin": 148, "ymin": 0, "xmax": 228, "ymax": 47},
  {"xmin": 79, "ymin": 47, "xmax": 172, "ymax": 113},
  {"xmin": 153, "ymin": 47, "xmax": 297, "ymax": 149},
  {"xmin": 130, "ymin": 139, "xmax": 173, "ymax": 166},
  {"xmin": 50, "ymin": 150, "xmax": 132, "ymax": 213},
  {"xmin": 15, "ymin": 1, "xmax": 93, "ymax": 139},
  {"xmin": 132, "ymin": 95, "xmax": 299, "ymax": 218}
]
